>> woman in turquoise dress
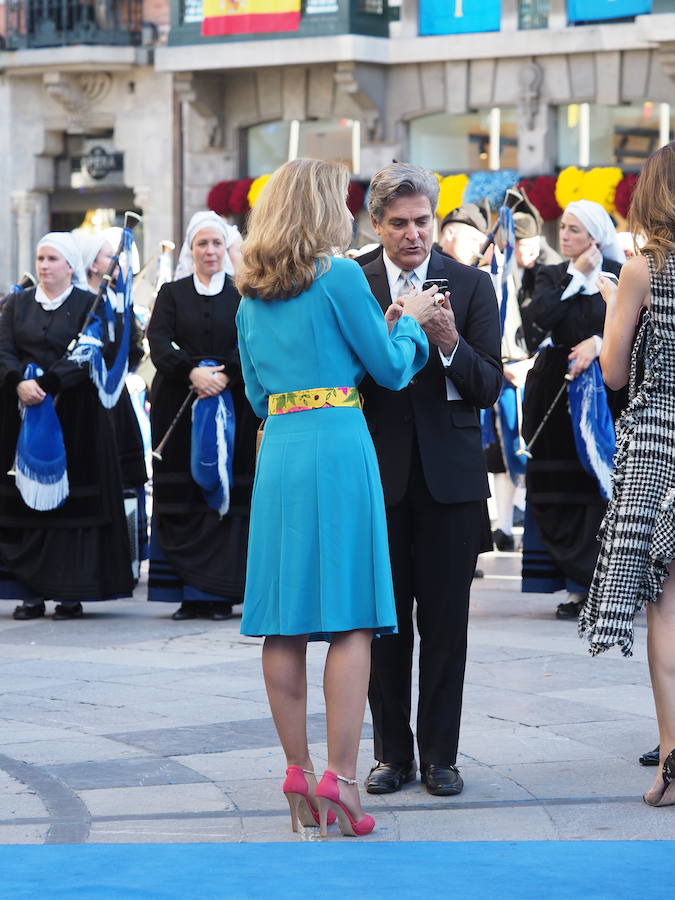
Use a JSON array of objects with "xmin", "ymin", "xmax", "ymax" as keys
[{"xmin": 235, "ymin": 159, "xmax": 432, "ymax": 836}]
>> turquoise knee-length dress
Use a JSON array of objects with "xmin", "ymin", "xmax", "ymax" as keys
[{"xmin": 236, "ymin": 256, "xmax": 428, "ymax": 641}]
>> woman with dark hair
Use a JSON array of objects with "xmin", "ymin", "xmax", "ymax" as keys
[
  {"xmin": 522, "ymin": 200, "xmax": 625, "ymax": 620},
  {"xmin": 147, "ymin": 211, "xmax": 258, "ymax": 621},
  {"xmin": 580, "ymin": 142, "xmax": 675, "ymax": 807},
  {"xmin": 235, "ymin": 158, "xmax": 432, "ymax": 837}
]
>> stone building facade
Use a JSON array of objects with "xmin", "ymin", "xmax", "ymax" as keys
[{"xmin": 1, "ymin": 1, "xmax": 675, "ymax": 286}]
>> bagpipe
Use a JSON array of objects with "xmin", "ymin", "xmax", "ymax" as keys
[
  {"xmin": 67, "ymin": 211, "xmax": 142, "ymax": 408},
  {"xmin": 152, "ymin": 360, "xmax": 235, "ymax": 519},
  {"xmin": 517, "ymin": 362, "xmax": 615, "ymax": 500},
  {"xmin": 11, "ymin": 212, "xmax": 142, "ymax": 512}
]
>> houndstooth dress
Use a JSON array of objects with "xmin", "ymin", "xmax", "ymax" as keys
[{"xmin": 579, "ymin": 252, "xmax": 675, "ymax": 657}]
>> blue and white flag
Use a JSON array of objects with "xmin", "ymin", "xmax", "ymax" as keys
[
  {"xmin": 190, "ymin": 360, "xmax": 236, "ymax": 518},
  {"xmin": 68, "ymin": 226, "xmax": 134, "ymax": 409},
  {"xmin": 492, "ymin": 205, "xmax": 516, "ymax": 338},
  {"xmin": 12, "ymin": 363, "xmax": 68, "ymax": 511},
  {"xmin": 568, "ymin": 360, "xmax": 616, "ymax": 501}
]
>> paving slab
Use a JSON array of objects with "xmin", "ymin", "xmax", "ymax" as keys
[
  {"xmin": 42, "ymin": 758, "xmax": 211, "ymax": 791},
  {"xmin": 78, "ymin": 783, "xmax": 233, "ymax": 817}
]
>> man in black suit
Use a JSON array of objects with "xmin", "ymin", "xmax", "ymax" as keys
[{"xmin": 358, "ymin": 163, "xmax": 502, "ymax": 796}]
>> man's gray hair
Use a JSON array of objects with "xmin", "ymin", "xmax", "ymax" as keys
[{"xmin": 367, "ymin": 162, "xmax": 440, "ymax": 223}]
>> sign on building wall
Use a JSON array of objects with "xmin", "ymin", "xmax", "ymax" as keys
[
  {"xmin": 567, "ymin": 0, "xmax": 651, "ymax": 21},
  {"xmin": 201, "ymin": 0, "xmax": 301, "ymax": 36},
  {"xmin": 419, "ymin": 0, "xmax": 500, "ymax": 35}
]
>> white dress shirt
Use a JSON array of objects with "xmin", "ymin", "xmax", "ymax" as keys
[
  {"xmin": 193, "ymin": 270, "xmax": 226, "ymax": 297},
  {"xmin": 381, "ymin": 251, "xmax": 461, "ymax": 401},
  {"xmin": 35, "ymin": 284, "xmax": 74, "ymax": 311}
]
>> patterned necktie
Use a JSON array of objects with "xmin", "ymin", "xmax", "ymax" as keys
[{"xmin": 397, "ymin": 273, "xmax": 415, "ymax": 297}]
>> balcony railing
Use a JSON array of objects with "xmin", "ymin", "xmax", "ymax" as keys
[
  {"xmin": 4, "ymin": 0, "xmax": 143, "ymax": 49},
  {"xmin": 170, "ymin": 0, "xmax": 389, "ymax": 46}
]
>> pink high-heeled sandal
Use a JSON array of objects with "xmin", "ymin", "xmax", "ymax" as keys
[
  {"xmin": 283, "ymin": 766, "xmax": 336, "ymax": 831},
  {"xmin": 315, "ymin": 770, "xmax": 375, "ymax": 837}
]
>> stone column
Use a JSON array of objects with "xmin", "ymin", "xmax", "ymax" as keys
[
  {"xmin": 132, "ymin": 186, "xmax": 154, "ymax": 263},
  {"xmin": 10, "ymin": 190, "xmax": 49, "ymax": 280},
  {"xmin": 516, "ymin": 61, "xmax": 556, "ymax": 176}
]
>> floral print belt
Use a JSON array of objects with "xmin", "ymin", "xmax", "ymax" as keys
[{"xmin": 268, "ymin": 387, "xmax": 362, "ymax": 416}]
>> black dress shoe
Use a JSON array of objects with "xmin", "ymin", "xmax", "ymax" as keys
[
  {"xmin": 53, "ymin": 602, "xmax": 83, "ymax": 620},
  {"xmin": 555, "ymin": 597, "xmax": 586, "ymax": 620},
  {"xmin": 209, "ymin": 602, "xmax": 233, "ymax": 621},
  {"xmin": 12, "ymin": 601, "xmax": 46, "ymax": 620},
  {"xmin": 365, "ymin": 760, "xmax": 417, "ymax": 794},
  {"xmin": 493, "ymin": 528, "xmax": 515, "ymax": 552},
  {"xmin": 639, "ymin": 746, "xmax": 660, "ymax": 766},
  {"xmin": 171, "ymin": 604, "xmax": 199, "ymax": 621},
  {"xmin": 420, "ymin": 763, "xmax": 464, "ymax": 796}
]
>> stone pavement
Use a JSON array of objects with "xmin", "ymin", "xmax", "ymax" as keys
[{"xmin": 0, "ymin": 550, "xmax": 664, "ymax": 846}]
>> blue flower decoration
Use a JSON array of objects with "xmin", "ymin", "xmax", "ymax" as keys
[{"xmin": 464, "ymin": 170, "xmax": 520, "ymax": 210}]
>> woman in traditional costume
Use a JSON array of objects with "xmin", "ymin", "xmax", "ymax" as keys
[
  {"xmin": 522, "ymin": 200, "xmax": 625, "ymax": 620},
  {"xmin": 0, "ymin": 233, "xmax": 133, "ymax": 619},
  {"xmin": 147, "ymin": 211, "xmax": 257, "ymax": 620}
]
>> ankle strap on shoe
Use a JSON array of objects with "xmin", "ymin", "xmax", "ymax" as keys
[
  {"xmin": 302, "ymin": 769, "xmax": 316, "ymax": 776},
  {"xmin": 336, "ymin": 773, "xmax": 357, "ymax": 785}
]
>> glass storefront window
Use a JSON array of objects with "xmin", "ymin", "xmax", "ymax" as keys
[
  {"xmin": 247, "ymin": 121, "xmax": 292, "ymax": 178},
  {"xmin": 297, "ymin": 118, "xmax": 357, "ymax": 171},
  {"xmin": 409, "ymin": 109, "xmax": 517, "ymax": 173},
  {"xmin": 247, "ymin": 117, "xmax": 358, "ymax": 176},
  {"xmin": 519, "ymin": 0, "xmax": 549, "ymax": 29},
  {"xmin": 558, "ymin": 102, "xmax": 673, "ymax": 170}
]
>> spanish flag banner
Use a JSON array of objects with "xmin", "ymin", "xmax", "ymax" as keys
[{"xmin": 202, "ymin": 0, "xmax": 301, "ymax": 37}]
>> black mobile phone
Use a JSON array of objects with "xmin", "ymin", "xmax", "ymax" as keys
[
  {"xmin": 422, "ymin": 278, "xmax": 450, "ymax": 294},
  {"xmin": 601, "ymin": 272, "xmax": 619, "ymax": 285}
]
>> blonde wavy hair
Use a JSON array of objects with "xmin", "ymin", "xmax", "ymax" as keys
[
  {"xmin": 628, "ymin": 141, "xmax": 675, "ymax": 273},
  {"xmin": 235, "ymin": 158, "xmax": 353, "ymax": 301}
]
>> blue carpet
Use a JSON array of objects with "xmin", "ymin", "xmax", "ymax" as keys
[{"xmin": 1, "ymin": 842, "xmax": 674, "ymax": 899}]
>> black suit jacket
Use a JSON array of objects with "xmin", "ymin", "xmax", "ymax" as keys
[{"xmin": 358, "ymin": 247, "xmax": 502, "ymax": 506}]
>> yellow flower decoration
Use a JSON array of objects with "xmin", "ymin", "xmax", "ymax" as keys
[
  {"xmin": 556, "ymin": 166, "xmax": 624, "ymax": 215},
  {"xmin": 437, "ymin": 174, "xmax": 469, "ymax": 220},
  {"xmin": 582, "ymin": 166, "xmax": 623, "ymax": 213},
  {"xmin": 555, "ymin": 166, "xmax": 585, "ymax": 209},
  {"xmin": 248, "ymin": 174, "xmax": 271, "ymax": 208}
]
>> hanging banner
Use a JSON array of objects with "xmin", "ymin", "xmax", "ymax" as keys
[
  {"xmin": 567, "ymin": 0, "xmax": 651, "ymax": 21},
  {"xmin": 419, "ymin": 0, "xmax": 500, "ymax": 35},
  {"xmin": 201, "ymin": 0, "xmax": 301, "ymax": 37}
]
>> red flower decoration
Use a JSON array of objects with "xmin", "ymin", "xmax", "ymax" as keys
[
  {"xmin": 207, "ymin": 180, "xmax": 237, "ymax": 216},
  {"xmin": 229, "ymin": 178, "xmax": 254, "ymax": 216},
  {"xmin": 614, "ymin": 173, "xmax": 638, "ymax": 219},
  {"xmin": 347, "ymin": 180, "xmax": 366, "ymax": 216},
  {"xmin": 517, "ymin": 175, "xmax": 562, "ymax": 222}
]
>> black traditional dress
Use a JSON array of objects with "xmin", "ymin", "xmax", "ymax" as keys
[
  {"xmin": 146, "ymin": 275, "xmax": 257, "ymax": 607},
  {"xmin": 0, "ymin": 287, "xmax": 134, "ymax": 602},
  {"xmin": 521, "ymin": 259, "xmax": 625, "ymax": 593}
]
